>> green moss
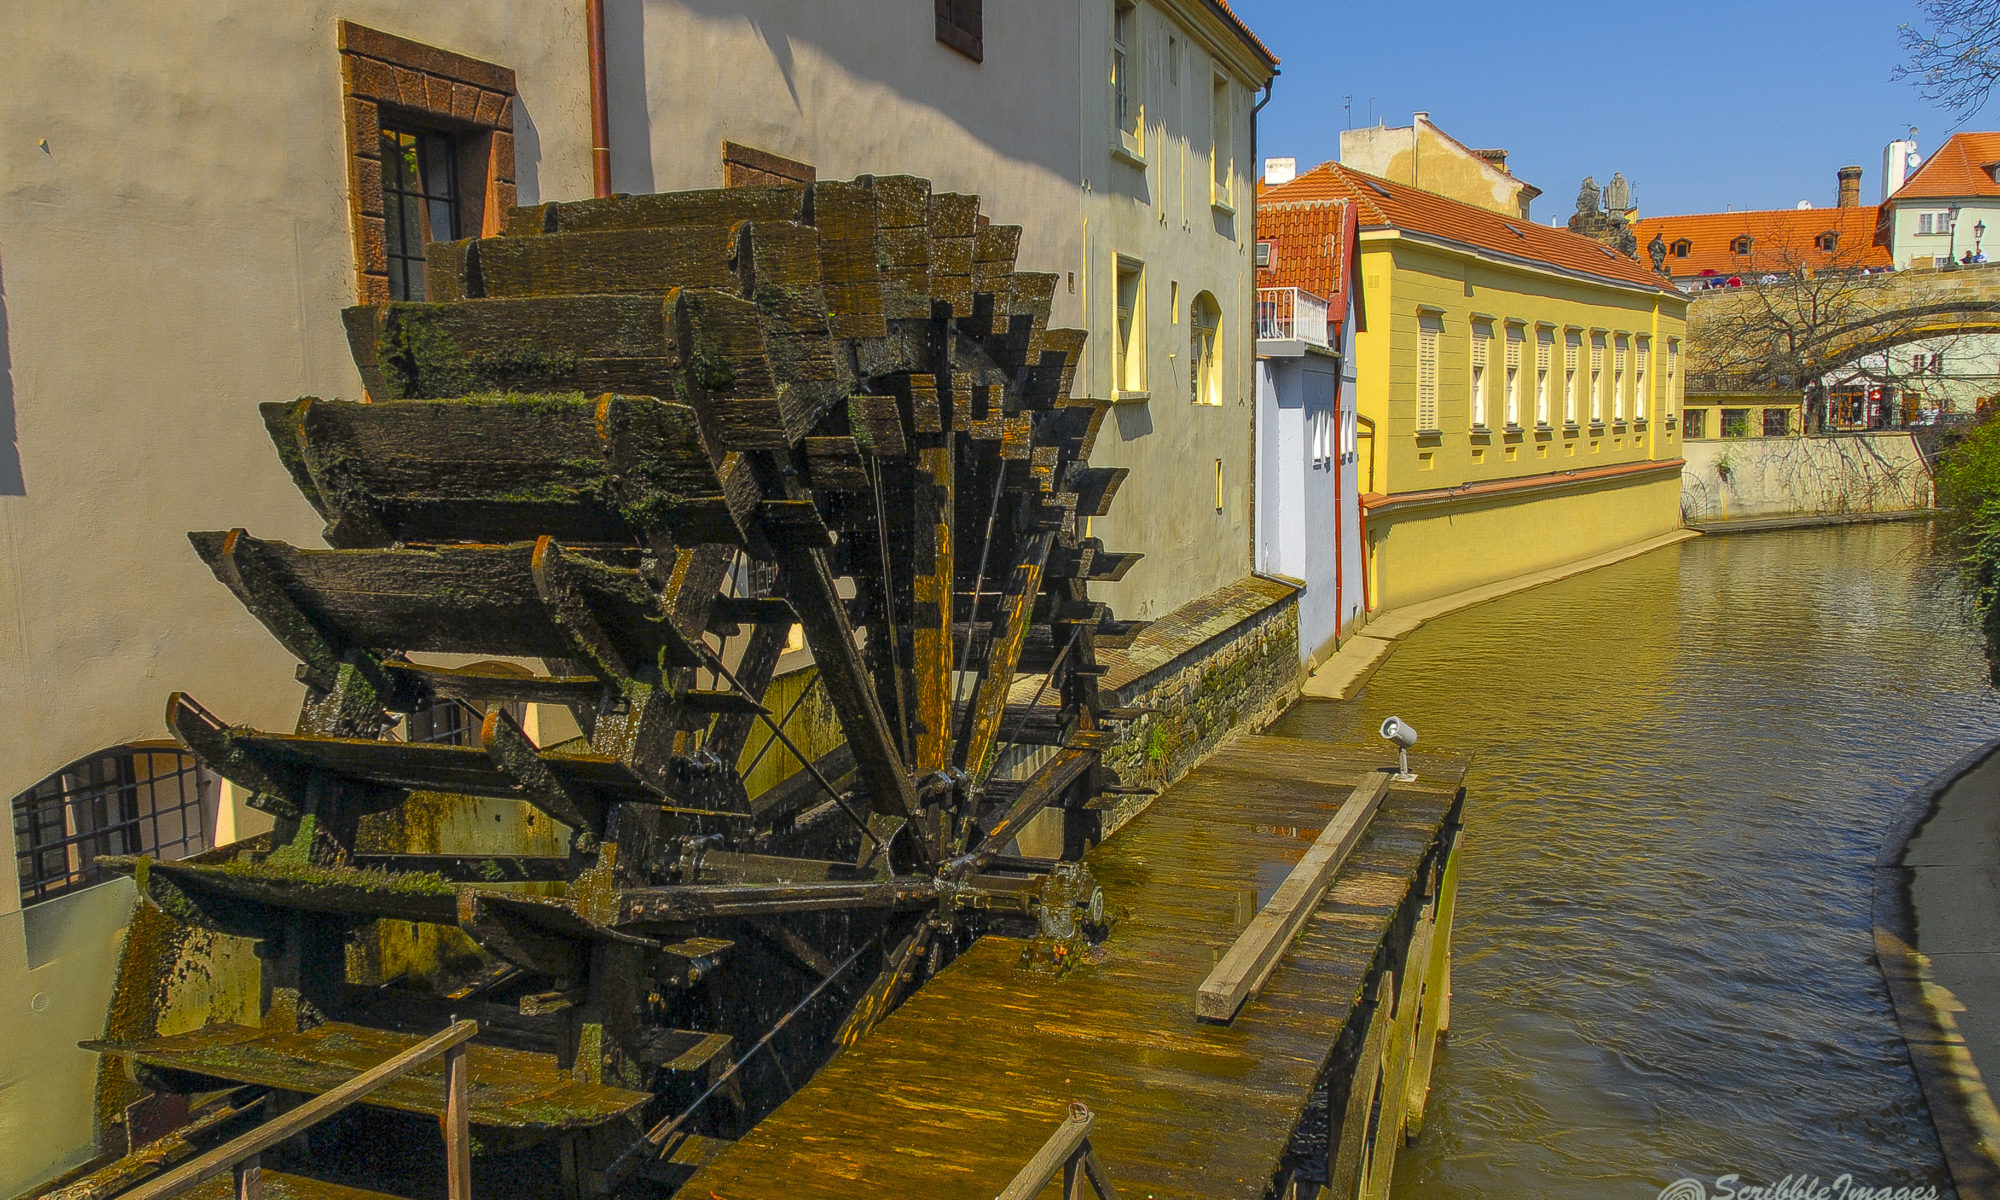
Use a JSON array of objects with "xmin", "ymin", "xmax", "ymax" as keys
[
  {"xmin": 218, "ymin": 856, "xmax": 458, "ymax": 898},
  {"xmin": 379, "ymin": 311, "xmax": 579, "ymax": 399},
  {"xmin": 692, "ymin": 347, "xmax": 736, "ymax": 392}
]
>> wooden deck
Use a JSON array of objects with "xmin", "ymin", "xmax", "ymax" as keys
[{"xmin": 682, "ymin": 734, "xmax": 1468, "ymax": 1200}]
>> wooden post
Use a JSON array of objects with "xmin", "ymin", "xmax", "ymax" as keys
[
  {"xmin": 233, "ymin": 1155, "xmax": 262, "ymax": 1200},
  {"xmin": 444, "ymin": 1039, "xmax": 471, "ymax": 1200}
]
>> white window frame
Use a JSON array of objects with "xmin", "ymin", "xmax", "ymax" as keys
[
  {"xmin": 1589, "ymin": 333, "xmax": 1606, "ymax": 424},
  {"xmin": 1564, "ymin": 331, "xmax": 1581, "ymax": 426},
  {"xmin": 1613, "ymin": 335, "xmax": 1628, "ymax": 423},
  {"xmin": 1504, "ymin": 324, "xmax": 1525, "ymax": 428},
  {"xmin": 1535, "ymin": 326, "xmax": 1554, "ymax": 427},
  {"xmin": 1636, "ymin": 336, "xmax": 1651, "ymax": 424},
  {"xmin": 1417, "ymin": 316, "xmax": 1441, "ymax": 432},
  {"xmin": 1470, "ymin": 320, "xmax": 1492, "ymax": 430}
]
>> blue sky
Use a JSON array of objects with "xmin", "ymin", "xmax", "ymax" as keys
[{"xmin": 1232, "ymin": 0, "xmax": 1965, "ymax": 218}]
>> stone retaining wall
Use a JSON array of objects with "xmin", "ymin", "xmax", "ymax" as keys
[{"xmin": 1681, "ymin": 432, "xmax": 1933, "ymax": 524}]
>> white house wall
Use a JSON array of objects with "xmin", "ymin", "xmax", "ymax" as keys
[
  {"xmin": 1077, "ymin": 0, "xmax": 1265, "ymax": 622},
  {"xmin": 631, "ymin": 0, "xmax": 1084, "ymax": 330}
]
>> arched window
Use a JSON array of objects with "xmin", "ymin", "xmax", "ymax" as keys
[
  {"xmin": 1730, "ymin": 235, "xmax": 1753, "ymax": 255},
  {"xmin": 1190, "ymin": 291, "xmax": 1222, "ymax": 406},
  {"xmin": 10, "ymin": 747, "xmax": 219, "ymax": 904},
  {"xmin": 1672, "ymin": 239, "xmax": 1691, "ymax": 258},
  {"xmin": 1816, "ymin": 231, "xmax": 1839, "ymax": 252}
]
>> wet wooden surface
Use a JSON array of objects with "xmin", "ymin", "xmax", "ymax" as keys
[
  {"xmin": 87, "ymin": 1021, "xmax": 649, "ymax": 1130},
  {"xmin": 684, "ymin": 734, "xmax": 1467, "ymax": 1199}
]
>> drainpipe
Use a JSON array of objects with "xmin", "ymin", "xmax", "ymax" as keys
[
  {"xmin": 587, "ymin": 0, "xmax": 612, "ymax": 197},
  {"xmin": 1247, "ymin": 78, "xmax": 1274, "ymax": 575},
  {"xmin": 1355, "ymin": 413, "xmax": 1377, "ymax": 615}
]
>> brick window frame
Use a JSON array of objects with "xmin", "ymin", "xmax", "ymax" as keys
[
  {"xmin": 722, "ymin": 141, "xmax": 816, "ymax": 189},
  {"xmin": 936, "ymin": 0, "xmax": 984, "ymax": 62},
  {"xmin": 339, "ymin": 21, "xmax": 518, "ymax": 304}
]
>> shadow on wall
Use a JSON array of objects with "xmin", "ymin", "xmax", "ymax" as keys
[
  {"xmin": 0, "ymin": 248, "xmax": 22, "ymax": 495},
  {"xmin": 606, "ymin": 0, "xmax": 657, "ymax": 194},
  {"xmin": 662, "ymin": 0, "xmax": 1080, "ymax": 187}
]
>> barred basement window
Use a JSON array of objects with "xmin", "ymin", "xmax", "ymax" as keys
[
  {"xmin": 935, "ymin": 0, "xmax": 982, "ymax": 62},
  {"xmin": 12, "ymin": 748, "xmax": 219, "ymax": 905},
  {"xmin": 1764, "ymin": 408, "xmax": 1791, "ymax": 436},
  {"xmin": 381, "ymin": 126, "xmax": 461, "ymax": 302}
]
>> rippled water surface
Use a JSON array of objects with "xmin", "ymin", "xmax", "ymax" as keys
[{"xmin": 1268, "ymin": 523, "xmax": 2000, "ymax": 1199}]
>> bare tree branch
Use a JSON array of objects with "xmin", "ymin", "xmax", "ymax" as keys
[{"xmin": 1896, "ymin": 0, "xmax": 2000, "ymax": 122}]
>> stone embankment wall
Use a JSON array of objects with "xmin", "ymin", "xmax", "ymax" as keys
[
  {"xmin": 1095, "ymin": 575, "xmax": 1303, "ymax": 837},
  {"xmin": 1681, "ymin": 433, "xmax": 1933, "ymax": 525}
]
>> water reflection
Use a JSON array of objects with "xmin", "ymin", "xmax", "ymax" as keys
[{"xmin": 1268, "ymin": 523, "xmax": 1996, "ymax": 1197}]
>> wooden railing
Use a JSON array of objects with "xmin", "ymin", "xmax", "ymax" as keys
[
  {"xmin": 995, "ymin": 1102, "xmax": 1120, "ymax": 1200},
  {"xmin": 113, "ymin": 1021, "xmax": 477, "ymax": 1200}
]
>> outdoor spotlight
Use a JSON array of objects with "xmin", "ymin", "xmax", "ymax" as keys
[{"xmin": 1379, "ymin": 716, "xmax": 1419, "ymax": 782}]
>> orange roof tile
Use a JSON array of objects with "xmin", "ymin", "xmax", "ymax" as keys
[
  {"xmin": 1891, "ymin": 131, "xmax": 2000, "ymax": 200},
  {"xmin": 1629, "ymin": 206, "xmax": 1892, "ymax": 278},
  {"xmin": 1255, "ymin": 196, "xmax": 1360, "ymax": 334},
  {"xmin": 1205, "ymin": 0, "xmax": 1280, "ymax": 69},
  {"xmin": 1258, "ymin": 162, "xmax": 1677, "ymax": 296}
]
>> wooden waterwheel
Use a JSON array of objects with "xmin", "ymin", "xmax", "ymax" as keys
[{"xmin": 83, "ymin": 177, "xmax": 1146, "ymax": 1196}]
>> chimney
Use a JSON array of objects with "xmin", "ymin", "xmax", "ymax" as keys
[
  {"xmin": 1264, "ymin": 156, "xmax": 1296, "ymax": 186},
  {"xmin": 1412, "ymin": 111, "xmax": 1430, "ymax": 126},
  {"xmin": 1837, "ymin": 165, "xmax": 1863, "ymax": 208}
]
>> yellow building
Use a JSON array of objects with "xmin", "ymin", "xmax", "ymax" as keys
[{"xmin": 1260, "ymin": 162, "xmax": 1689, "ymax": 610}]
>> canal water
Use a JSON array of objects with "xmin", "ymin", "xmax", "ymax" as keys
[{"xmin": 1268, "ymin": 522, "xmax": 1999, "ymax": 1198}]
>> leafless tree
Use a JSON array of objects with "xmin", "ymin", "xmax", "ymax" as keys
[
  {"xmin": 1686, "ymin": 228, "xmax": 1975, "ymax": 429},
  {"xmin": 1898, "ymin": 0, "xmax": 2000, "ymax": 121}
]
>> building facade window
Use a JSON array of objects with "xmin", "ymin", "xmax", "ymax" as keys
[
  {"xmin": 1673, "ymin": 239, "xmax": 1691, "ymax": 258},
  {"xmin": 1470, "ymin": 320, "xmax": 1492, "ymax": 429},
  {"xmin": 1816, "ymin": 231, "xmax": 1839, "ymax": 252},
  {"xmin": 1636, "ymin": 337, "xmax": 1650, "ymax": 423},
  {"xmin": 1112, "ymin": 3, "xmax": 1138, "ymax": 143},
  {"xmin": 1311, "ymin": 406, "xmax": 1333, "ymax": 468},
  {"xmin": 1254, "ymin": 241, "xmax": 1272, "ymax": 268},
  {"xmin": 1564, "ymin": 331, "xmax": 1581, "ymax": 426},
  {"xmin": 340, "ymin": 22, "xmax": 518, "ymax": 306},
  {"xmin": 1612, "ymin": 336, "xmax": 1628, "ymax": 423},
  {"xmin": 935, "ymin": 0, "xmax": 983, "ymax": 61},
  {"xmin": 1685, "ymin": 408, "xmax": 1706, "ymax": 438},
  {"xmin": 12, "ymin": 748, "xmax": 219, "ymax": 906},
  {"xmin": 1721, "ymin": 408, "xmax": 1752, "ymax": 438},
  {"xmin": 1504, "ymin": 324, "xmax": 1524, "ymax": 427},
  {"xmin": 1536, "ymin": 327, "xmax": 1554, "ymax": 426},
  {"xmin": 1764, "ymin": 407, "xmax": 1792, "ymax": 437},
  {"xmin": 1589, "ymin": 334, "xmax": 1606, "ymax": 423},
  {"xmin": 1114, "ymin": 258, "xmax": 1146, "ymax": 395},
  {"xmin": 380, "ymin": 127, "xmax": 460, "ymax": 301},
  {"xmin": 1417, "ymin": 316, "xmax": 1442, "ymax": 431},
  {"xmin": 1730, "ymin": 235, "xmax": 1753, "ymax": 254},
  {"xmin": 1667, "ymin": 339, "xmax": 1681, "ymax": 420},
  {"xmin": 1210, "ymin": 75, "xmax": 1232, "ymax": 207},
  {"xmin": 1191, "ymin": 291, "xmax": 1222, "ymax": 405}
]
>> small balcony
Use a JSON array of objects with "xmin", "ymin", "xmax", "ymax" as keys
[{"xmin": 1255, "ymin": 287, "xmax": 1331, "ymax": 351}]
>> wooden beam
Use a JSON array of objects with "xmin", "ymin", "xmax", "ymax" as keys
[
  {"xmin": 1195, "ymin": 771, "xmax": 1393, "ymax": 1024},
  {"xmin": 767, "ymin": 535, "xmax": 921, "ymax": 828},
  {"xmin": 971, "ymin": 747, "xmax": 1094, "ymax": 862},
  {"xmin": 955, "ymin": 530, "xmax": 1053, "ymax": 780}
]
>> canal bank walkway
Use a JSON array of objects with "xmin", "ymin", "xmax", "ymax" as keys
[
  {"xmin": 1304, "ymin": 530, "xmax": 1700, "ymax": 701},
  {"xmin": 678, "ymin": 736, "xmax": 1468, "ymax": 1199},
  {"xmin": 1881, "ymin": 743, "xmax": 2000, "ymax": 1196}
]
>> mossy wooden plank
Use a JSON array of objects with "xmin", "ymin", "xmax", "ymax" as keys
[
  {"xmin": 509, "ymin": 185, "xmax": 805, "ymax": 238},
  {"xmin": 471, "ymin": 224, "xmax": 736, "ymax": 297},
  {"xmin": 85, "ymin": 1020, "xmax": 648, "ymax": 1130}
]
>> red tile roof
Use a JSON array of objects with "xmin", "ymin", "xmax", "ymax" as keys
[
  {"xmin": 1255, "ymin": 195, "xmax": 1360, "ymax": 334},
  {"xmin": 1258, "ymin": 161, "xmax": 1678, "ymax": 296},
  {"xmin": 1892, "ymin": 131, "xmax": 2000, "ymax": 200},
  {"xmin": 1629, "ymin": 206, "xmax": 1892, "ymax": 278},
  {"xmin": 1205, "ymin": 0, "xmax": 1280, "ymax": 69}
]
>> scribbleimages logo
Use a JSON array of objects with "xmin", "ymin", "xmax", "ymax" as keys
[{"xmin": 1659, "ymin": 1181, "xmax": 1707, "ymax": 1200}]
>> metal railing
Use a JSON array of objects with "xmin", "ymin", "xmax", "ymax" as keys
[
  {"xmin": 996, "ymin": 1102, "xmax": 1121, "ymax": 1200},
  {"xmin": 1255, "ymin": 287, "xmax": 1331, "ymax": 347},
  {"xmin": 109, "ymin": 1021, "xmax": 477, "ymax": 1200}
]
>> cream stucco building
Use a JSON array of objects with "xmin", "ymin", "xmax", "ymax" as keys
[{"xmin": 0, "ymin": 3, "xmax": 1276, "ymax": 1190}]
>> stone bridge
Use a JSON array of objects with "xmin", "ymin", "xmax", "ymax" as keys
[{"xmin": 1687, "ymin": 261, "xmax": 2000, "ymax": 384}]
